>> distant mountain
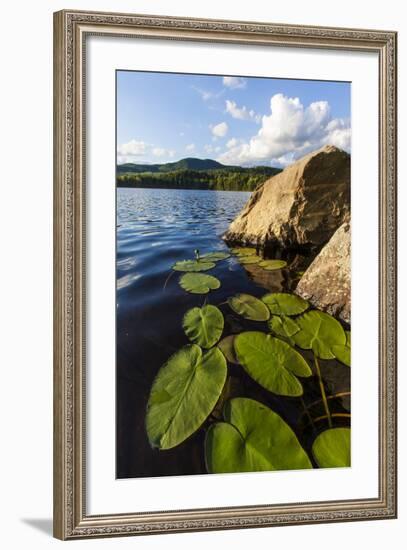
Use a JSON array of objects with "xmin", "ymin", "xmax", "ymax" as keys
[
  {"xmin": 117, "ymin": 157, "xmax": 273, "ymax": 174},
  {"xmin": 116, "ymin": 158, "xmax": 282, "ymax": 192}
]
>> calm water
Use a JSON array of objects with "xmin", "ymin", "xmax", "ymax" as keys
[{"xmin": 116, "ymin": 187, "xmax": 350, "ymax": 478}]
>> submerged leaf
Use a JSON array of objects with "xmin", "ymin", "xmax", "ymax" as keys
[
  {"xmin": 183, "ymin": 305, "xmax": 224, "ymax": 348},
  {"xmin": 146, "ymin": 345, "xmax": 227, "ymax": 450},
  {"xmin": 205, "ymin": 398, "xmax": 312, "ymax": 473},
  {"xmin": 179, "ymin": 273, "xmax": 221, "ymax": 295},
  {"xmin": 258, "ymin": 259, "xmax": 287, "ymax": 270},
  {"xmin": 262, "ymin": 292, "xmax": 309, "ymax": 316},
  {"xmin": 293, "ymin": 310, "xmax": 346, "ymax": 359},
  {"xmin": 228, "ymin": 293, "xmax": 270, "ymax": 321},
  {"xmin": 234, "ymin": 331, "xmax": 312, "ymax": 397},
  {"xmin": 172, "ymin": 259, "xmax": 215, "ymax": 272},
  {"xmin": 231, "ymin": 247, "xmax": 257, "ymax": 256},
  {"xmin": 201, "ymin": 251, "xmax": 231, "ymax": 261},
  {"xmin": 218, "ymin": 335, "xmax": 239, "ymax": 364},
  {"xmin": 268, "ymin": 315, "xmax": 300, "ymax": 346},
  {"xmin": 312, "ymin": 428, "xmax": 351, "ymax": 468}
]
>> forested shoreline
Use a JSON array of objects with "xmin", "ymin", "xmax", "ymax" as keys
[{"xmin": 117, "ymin": 166, "xmax": 281, "ymax": 192}]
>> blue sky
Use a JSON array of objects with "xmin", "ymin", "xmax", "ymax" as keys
[{"xmin": 117, "ymin": 71, "xmax": 350, "ymax": 168}]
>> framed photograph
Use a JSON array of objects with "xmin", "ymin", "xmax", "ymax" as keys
[{"xmin": 53, "ymin": 9, "xmax": 397, "ymax": 540}]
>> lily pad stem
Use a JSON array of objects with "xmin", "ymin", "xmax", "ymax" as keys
[
  {"xmin": 314, "ymin": 355, "xmax": 332, "ymax": 428},
  {"xmin": 300, "ymin": 397, "xmax": 316, "ymax": 432}
]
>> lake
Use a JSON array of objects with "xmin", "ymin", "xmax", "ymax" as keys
[{"xmin": 116, "ymin": 187, "xmax": 350, "ymax": 478}]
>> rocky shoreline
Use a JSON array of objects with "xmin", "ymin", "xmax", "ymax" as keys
[{"xmin": 224, "ymin": 145, "xmax": 351, "ymax": 323}]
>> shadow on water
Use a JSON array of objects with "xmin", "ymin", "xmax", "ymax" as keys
[{"xmin": 116, "ymin": 188, "xmax": 350, "ymax": 479}]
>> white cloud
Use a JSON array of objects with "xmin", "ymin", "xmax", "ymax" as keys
[
  {"xmin": 210, "ymin": 122, "xmax": 228, "ymax": 138},
  {"xmin": 185, "ymin": 143, "xmax": 196, "ymax": 153},
  {"xmin": 117, "ymin": 139, "xmax": 177, "ymax": 163},
  {"xmin": 152, "ymin": 147, "xmax": 175, "ymax": 158},
  {"xmin": 225, "ymin": 100, "xmax": 260, "ymax": 122},
  {"xmin": 192, "ymin": 86, "xmax": 224, "ymax": 102},
  {"xmin": 222, "ymin": 76, "xmax": 246, "ymax": 89},
  {"xmin": 226, "ymin": 138, "xmax": 239, "ymax": 149},
  {"xmin": 204, "ymin": 144, "xmax": 222, "ymax": 156},
  {"xmin": 218, "ymin": 93, "xmax": 351, "ymax": 167},
  {"xmin": 117, "ymin": 139, "xmax": 147, "ymax": 156}
]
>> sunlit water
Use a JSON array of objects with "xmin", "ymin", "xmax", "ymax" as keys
[{"xmin": 116, "ymin": 187, "xmax": 350, "ymax": 478}]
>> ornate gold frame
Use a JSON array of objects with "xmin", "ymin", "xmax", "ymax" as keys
[{"xmin": 53, "ymin": 9, "xmax": 397, "ymax": 540}]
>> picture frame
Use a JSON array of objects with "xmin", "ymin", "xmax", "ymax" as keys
[{"xmin": 53, "ymin": 9, "xmax": 397, "ymax": 540}]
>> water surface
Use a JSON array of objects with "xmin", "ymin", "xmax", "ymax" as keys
[{"xmin": 116, "ymin": 187, "xmax": 350, "ymax": 478}]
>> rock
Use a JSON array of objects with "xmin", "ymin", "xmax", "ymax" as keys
[
  {"xmin": 223, "ymin": 145, "xmax": 350, "ymax": 248},
  {"xmin": 295, "ymin": 222, "xmax": 350, "ymax": 324}
]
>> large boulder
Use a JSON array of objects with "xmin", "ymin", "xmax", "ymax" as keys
[
  {"xmin": 223, "ymin": 145, "xmax": 350, "ymax": 248},
  {"xmin": 295, "ymin": 221, "xmax": 351, "ymax": 324}
]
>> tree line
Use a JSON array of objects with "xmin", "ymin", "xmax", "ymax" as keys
[{"xmin": 116, "ymin": 167, "xmax": 281, "ymax": 192}]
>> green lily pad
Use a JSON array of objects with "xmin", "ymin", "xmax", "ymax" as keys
[
  {"xmin": 217, "ymin": 335, "xmax": 239, "ymax": 364},
  {"xmin": 228, "ymin": 293, "xmax": 270, "ymax": 321},
  {"xmin": 262, "ymin": 292, "xmax": 309, "ymax": 316},
  {"xmin": 172, "ymin": 259, "xmax": 215, "ymax": 272},
  {"xmin": 293, "ymin": 310, "xmax": 346, "ymax": 359},
  {"xmin": 183, "ymin": 305, "xmax": 224, "ymax": 348},
  {"xmin": 238, "ymin": 255, "xmax": 262, "ymax": 265},
  {"xmin": 258, "ymin": 259, "xmax": 287, "ymax": 270},
  {"xmin": 332, "ymin": 330, "xmax": 351, "ymax": 366},
  {"xmin": 234, "ymin": 331, "xmax": 312, "ymax": 396},
  {"xmin": 205, "ymin": 398, "xmax": 312, "ymax": 473},
  {"xmin": 231, "ymin": 247, "xmax": 257, "ymax": 256},
  {"xmin": 312, "ymin": 428, "xmax": 351, "ymax": 468},
  {"xmin": 146, "ymin": 345, "xmax": 227, "ymax": 450},
  {"xmin": 179, "ymin": 273, "xmax": 221, "ymax": 295},
  {"xmin": 268, "ymin": 315, "xmax": 300, "ymax": 346},
  {"xmin": 201, "ymin": 251, "xmax": 231, "ymax": 261}
]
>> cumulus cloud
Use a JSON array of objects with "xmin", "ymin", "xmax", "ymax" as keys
[
  {"xmin": 117, "ymin": 139, "xmax": 147, "ymax": 157},
  {"xmin": 117, "ymin": 139, "xmax": 176, "ymax": 163},
  {"xmin": 225, "ymin": 100, "xmax": 260, "ymax": 122},
  {"xmin": 185, "ymin": 143, "xmax": 196, "ymax": 153},
  {"xmin": 218, "ymin": 93, "xmax": 351, "ymax": 167},
  {"xmin": 226, "ymin": 138, "xmax": 239, "ymax": 149},
  {"xmin": 210, "ymin": 122, "xmax": 228, "ymax": 138},
  {"xmin": 222, "ymin": 76, "xmax": 246, "ymax": 89}
]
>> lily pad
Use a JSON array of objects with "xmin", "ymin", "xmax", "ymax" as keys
[
  {"xmin": 262, "ymin": 292, "xmax": 309, "ymax": 316},
  {"xmin": 146, "ymin": 345, "xmax": 227, "ymax": 450},
  {"xmin": 205, "ymin": 398, "xmax": 312, "ymax": 473},
  {"xmin": 228, "ymin": 293, "xmax": 270, "ymax": 321},
  {"xmin": 293, "ymin": 310, "xmax": 346, "ymax": 360},
  {"xmin": 231, "ymin": 247, "xmax": 257, "ymax": 256},
  {"xmin": 179, "ymin": 273, "xmax": 221, "ymax": 295},
  {"xmin": 312, "ymin": 428, "xmax": 351, "ymax": 468},
  {"xmin": 258, "ymin": 259, "xmax": 287, "ymax": 270},
  {"xmin": 172, "ymin": 259, "xmax": 215, "ymax": 272},
  {"xmin": 238, "ymin": 255, "xmax": 262, "ymax": 265},
  {"xmin": 268, "ymin": 315, "xmax": 300, "ymax": 346},
  {"xmin": 218, "ymin": 335, "xmax": 239, "ymax": 364},
  {"xmin": 234, "ymin": 331, "xmax": 312, "ymax": 396},
  {"xmin": 201, "ymin": 251, "xmax": 231, "ymax": 261},
  {"xmin": 183, "ymin": 305, "xmax": 224, "ymax": 348}
]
